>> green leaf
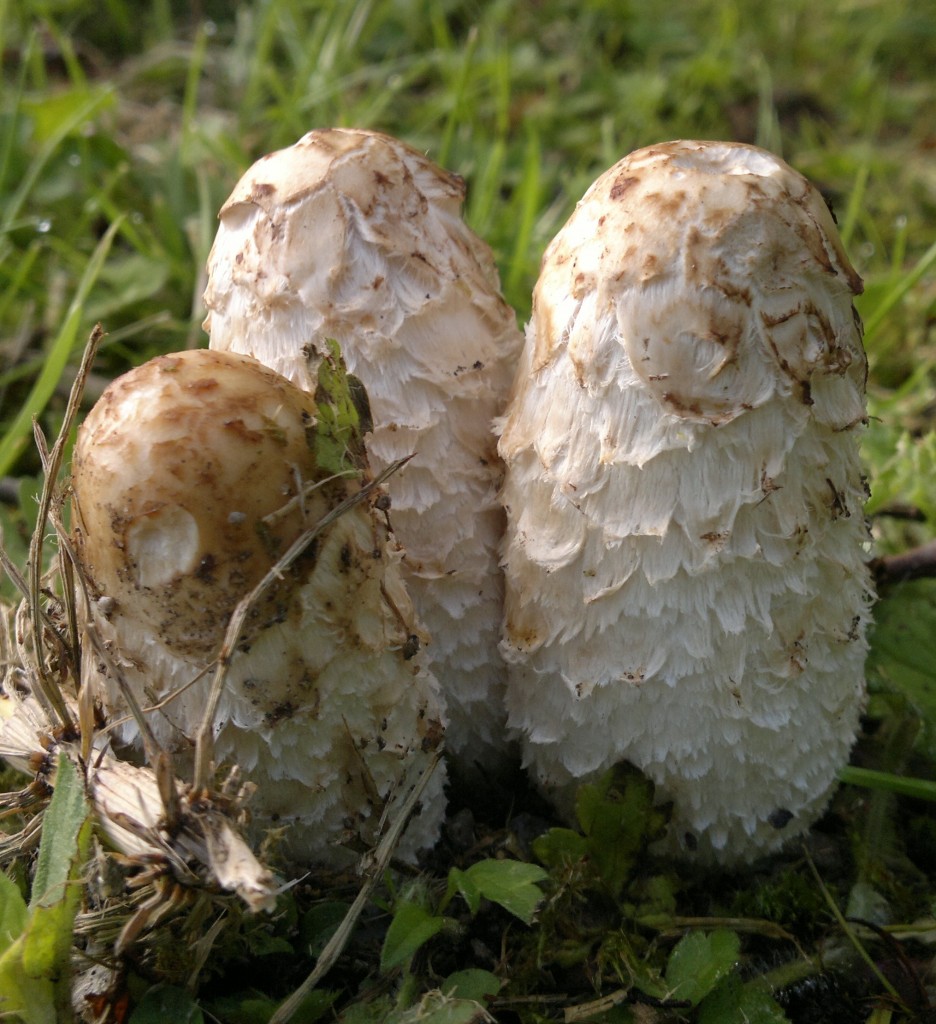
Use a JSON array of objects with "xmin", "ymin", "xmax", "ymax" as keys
[
  {"xmin": 85, "ymin": 252, "xmax": 171, "ymax": 321},
  {"xmin": 313, "ymin": 338, "xmax": 371, "ymax": 476},
  {"xmin": 446, "ymin": 866, "xmax": 482, "ymax": 916},
  {"xmin": 30, "ymin": 756, "xmax": 91, "ymax": 910},
  {"xmin": 339, "ymin": 997, "xmax": 394, "ymax": 1023},
  {"xmin": 406, "ymin": 1002, "xmax": 490, "ymax": 1024},
  {"xmin": 861, "ymin": 238, "xmax": 936, "ymax": 346},
  {"xmin": 575, "ymin": 764, "xmax": 669, "ymax": 896},
  {"xmin": 129, "ymin": 984, "xmax": 204, "ymax": 1024},
  {"xmin": 393, "ymin": 992, "xmax": 492, "ymax": 1024},
  {"xmin": 21, "ymin": 86, "xmax": 116, "ymax": 145},
  {"xmin": 208, "ymin": 989, "xmax": 336, "ymax": 1024},
  {"xmin": 0, "ymin": 872, "xmax": 46, "ymax": 1024},
  {"xmin": 867, "ymin": 580, "xmax": 936, "ymax": 759},
  {"xmin": 0, "ymin": 957, "xmax": 54, "ymax": 1024},
  {"xmin": 0, "ymin": 754, "xmax": 92, "ymax": 1024},
  {"xmin": 0, "ymin": 476, "xmax": 41, "ymax": 601},
  {"xmin": 698, "ymin": 974, "xmax": 791, "ymax": 1024},
  {"xmin": 300, "ymin": 900, "xmax": 350, "ymax": 957},
  {"xmin": 448, "ymin": 860, "xmax": 548, "ymax": 924},
  {"xmin": 0, "ymin": 871, "xmax": 27, "ymax": 956},
  {"xmin": 664, "ymin": 929, "xmax": 741, "ymax": 1006},
  {"xmin": 440, "ymin": 969, "xmax": 501, "ymax": 1003},
  {"xmin": 533, "ymin": 766, "xmax": 671, "ymax": 898},
  {"xmin": 1, "ymin": 84, "xmax": 115, "ymax": 236},
  {"xmin": 626, "ymin": 952, "xmax": 671, "ymax": 1002},
  {"xmin": 243, "ymin": 931, "xmax": 294, "ymax": 957},
  {"xmin": 532, "ymin": 827, "xmax": 589, "ymax": 872},
  {"xmin": 632, "ymin": 873, "xmax": 678, "ymax": 921},
  {"xmin": 380, "ymin": 901, "xmax": 449, "ymax": 972}
]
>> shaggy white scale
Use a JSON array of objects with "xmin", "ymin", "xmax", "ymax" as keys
[
  {"xmin": 498, "ymin": 140, "xmax": 875, "ymax": 863},
  {"xmin": 203, "ymin": 129, "xmax": 525, "ymax": 778},
  {"xmin": 71, "ymin": 349, "xmax": 446, "ymax": 866}
]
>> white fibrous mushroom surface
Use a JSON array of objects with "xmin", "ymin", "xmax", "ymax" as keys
[
  {"xmin": 72, "ymin": 348, "xmax": 446, "ymax": 865},
  {"xmin": 498, "ymin": 140, "xmax": 875, "ymax": 862},
  {"xmin": 203, "ymin": 129, "xmax": 525, "ymax": 776}
]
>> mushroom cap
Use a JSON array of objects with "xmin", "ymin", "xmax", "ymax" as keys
[
  {"xmin": 72, "ymin": 349, "xmax": 322, "ymax": 660},
  {"xmin": 73, "ymin": 348, "xmax": 446, "ymax": 865},
  {"xmin": 499, "ymin": 140, "xmax": 874, "ymax": 862},
  {"xmin": 525, "ymin": 139, "xmax": 865, "ymax": 430},
  {"xmin": 203, "ymin": 128, "xmax": 525, "ymax": 776}
]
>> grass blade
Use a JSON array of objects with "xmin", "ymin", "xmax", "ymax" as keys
[
  {"xmin": 0, "ymin": 218, "xmax": 122, "ymax": 477},
  {"xmin": 862, "ymin": 237, "xmax": 936, "ymax": 345}
]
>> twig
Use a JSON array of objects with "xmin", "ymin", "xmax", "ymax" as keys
[
  {"xmin": 0, "ymin": 538, "xmax": 68, "ymax": 646},
  {"xmin": 872, "ymin": 503, "xmax": 927, "ymax": 523},
  {"xmin": 563, "ymin": 988, "xmax": 692, "ymax": 1022},
  {"xmin": 562, "ymin": 989, "xmax": 632, "ymax": 1022},
  {"xmin": 262, "ymin": 468, "xmax": 358, "ymax": 527},
  {"xmin": 25, "ymin": 322, "xmax": 104, "ymax": 731},
  {"xmin": 52, "ymin": 514, "xmax": 165, "ymax": 767},
  {"xmin": 803, "ymin": 845, "xmax": 906, "ymax": 1008},
  {"xmin": 192, "ymin": 456, "xmax": 412, "ymax": 791},
  {"xmin": 845, "ymin": 917, "xmax": 930, "ymax": 1010},
  {"xmin": 269, "ymin": 749, "xmax": 443, "ymax": 1024},
  {"xmin": 872, "ymin": 540, "xmax": 936, "ymax": 587}
]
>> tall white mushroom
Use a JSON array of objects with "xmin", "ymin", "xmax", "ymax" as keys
[
  {"xmin": 499, "ymin": 140, "xmax": 874, "ymax": 862},
  {"xmin": 72, "ymin": 348, "xmax": 446, "ymax": 866},
  {"xmin": 203, "ymin": 128, "xmax": 524, "ymax": 777}
]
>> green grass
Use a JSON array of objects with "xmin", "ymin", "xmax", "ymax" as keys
[{"xmin": 2, "ymin": 0, "xmax": 936, "ymax": 1021}]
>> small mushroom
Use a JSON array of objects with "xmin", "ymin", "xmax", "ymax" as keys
[
  {"xmin": 203, "ymin": 128, "xmax": 525, "ymax": 777},
  {"xmin": 71, "ymin": 348, "xmax": 446, "ymax": 865},
  {"xmin": 498, "ymin": 141, "xmax": 874, "ymax": 862}
]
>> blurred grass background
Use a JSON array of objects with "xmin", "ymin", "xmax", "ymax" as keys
[{"xmin": 0, "ymin": 0, "xmax": 934, "ymax": 600}]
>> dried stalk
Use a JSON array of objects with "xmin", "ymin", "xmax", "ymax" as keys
[
  {"xmin": 873, "ymin": 540, "xmax": 936, "ymax": 587},
  {"xmin": 269, "ymin": 748, "xmax": 443, "ymax": 1024},
  {"xmin": 50, "ymin": 508, "xmax": 164, "ymax": 766},
  {"xmin": 25, "ymin": 322, "xmax": 104, "ymax": 730}
]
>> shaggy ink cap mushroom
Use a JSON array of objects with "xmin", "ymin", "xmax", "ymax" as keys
[
  {"xmin": 498, "ymin": 140, "xmax": 875, "ymax": 863},
  {"xmin": 203, "ymin": 128, "xmax": 525, "ymax": 778},
  {"xmin": 72, "ymin": 348, "xmax": 447, "ymax": 866}
]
